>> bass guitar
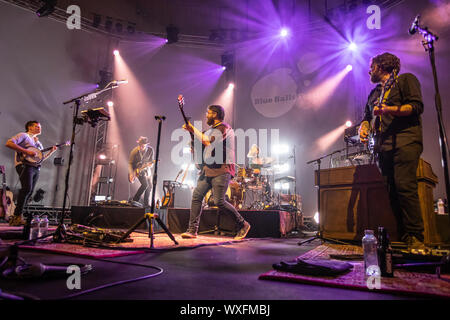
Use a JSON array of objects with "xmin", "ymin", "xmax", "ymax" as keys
[
  {"xmin": 177, "ymin": 94, "xmax": 203, "ymax": 170},
  {"xmin": 367, "ymin": 72, "xmax": 397, "ymax": 158},
  {"xmin": 20, "ymin": 141, "xmax": 70, "ymax": 166}
]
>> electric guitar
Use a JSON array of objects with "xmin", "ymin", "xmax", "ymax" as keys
[
  {"xmin": 0, "ymin": 166, "xmax": 14, "ymax": 220},
  {"xmin": 20, "ymin": 141, "xmax": 70, "ymax": 166},
  {"xmin": 367, "ymin": 72, "xmax": 397, "ymax": 157},
  {"xmin": 129, "ymin": 160, "xmax": 155, "ymax": 183},
  {"xmin": 177, "ymin": 94, "xmax": 203, "ymax": 170}
]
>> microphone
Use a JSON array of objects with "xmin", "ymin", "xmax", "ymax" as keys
[
  {"xmin": 409, "ymin": 15, "xmax": 420, "ymax": 35},
  {"xmin": 111, "ymin": 79, "xmax": 128, "ymax": 85}
]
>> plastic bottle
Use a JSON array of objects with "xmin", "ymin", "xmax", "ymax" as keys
[
  {"xmin": 437, "ymin": 199, "xmax": 445, "ymax": 215},
  {"xmin": 29, "ymin": 216, "xmax": 40, "ymax": 240},
  {"xmin": 362, "ymin": 229, "xmax": 380, "ymax": 277},
  {"xmin": 38, "ymin": 215, "xmax": 49, "ymax": 238}
]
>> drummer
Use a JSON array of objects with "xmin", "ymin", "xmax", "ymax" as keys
[{"xmin": 247, "ymin": 144, "xmax": 263, "ymax": 176}]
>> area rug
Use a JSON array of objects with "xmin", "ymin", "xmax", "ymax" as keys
[
  {"xmin": 14, "ymin": 232, "xmax": 245, "ymax": 258},
  {"xmin": 259, "ymin": 244, "xmax": 450, "ymax": 299}
]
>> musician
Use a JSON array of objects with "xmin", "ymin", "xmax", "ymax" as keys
[
  {"xmin": 128, "ymin": 136, "xmax": 153, "ymax": 207},
  {"xmin": 181, "ymin": 105, "xmax": 251, "ymax": 239},
  {"xmin": 359, "ymin": 52, "xmax": 425, "ymax": 249},
  {"xmin": 5, "ymin": 121, "xmax": 57, "ymax": 226}
]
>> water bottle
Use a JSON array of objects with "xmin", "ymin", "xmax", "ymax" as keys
[
  {"xmin": 39, "ymin": 215, "xmax": 49, "ymax": 238},
  {"xmin": 362, "ymin": 229, "xmax": 380, "ymax": 277},
  {"xmin": 437, "ymin": 199, "xmax": 445, "ymax": 215},
  {"xmin": 29, "ymin": 216, "xmax": 40, "ymax": 240}
]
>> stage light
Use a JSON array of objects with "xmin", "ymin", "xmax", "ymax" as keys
[
  {"xmin": 166, "ymin": 24, "xmax": 179, "ymax": 44},
  {"xmin": 98, "ymin": 154, "xmax": 107, "ymax": 160},
  {"xmin": 346, "ymin": 64, "xmax": 353, "ymax": 71},
  {"xmin": 314, "ymin": 212, "xmax": 319, "ymax": 224},
  {"xmin": 222, "ymin": 66, "xmax": 226, "ymax": 71},
  {"xmin": 107, "ymin": 101, "xmax": 114, "ymax": 107},
  {"xmin": 348, "ymin": 42, "xmax": 358, "ymax": 51},
  {"xmin": 272, "ymin": 144, "xmax": 290, "ymax": 154},
  {"xmin": 113, "ymin": 50, "xmax": 119, "ymax": 56},
  {"xmin": 280, "ymin": 28, "xmax": 289, "ymax": 37},
  {"xmin": 345, "ymin": 120, "xmax": 352, "ymax": 127},
  {"xmin": 36, "ymin": 0, "xmax": 56, "ymax": 17},
  {"xmin": 228, "ymin": 83, "xmax": 235, "ymax": 89},
  {"xmin": 221, "ymin": 52, "xmax": 234, "ymax": 72}
]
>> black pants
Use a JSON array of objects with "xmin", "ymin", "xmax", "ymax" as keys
[
  {"xmin": 133, "ymin": 175, "xmax": 151, "ymax": 206},
  {"xmin": 14, "ymin": 164, "xmax": 40, "ymax": 217},
  {"xmin": 378, "ymin": 143, "xmax": 424, "ymax": 241}
]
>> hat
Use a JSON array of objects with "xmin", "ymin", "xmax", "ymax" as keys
[{"xmin": 137, "ymin": 136, "xmax": 148, "ymax": 145}]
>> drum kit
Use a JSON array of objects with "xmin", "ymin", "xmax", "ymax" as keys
[{"xmin": 204, "ymin": 154, "xmax": 285, "ymax": 210}]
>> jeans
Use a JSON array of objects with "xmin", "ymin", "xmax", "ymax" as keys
[
  {"xmin": 14, "ymin": 164, "xmax": 40, "ymax": 217},
  {"xmin": 378, "ymin": 143, "xmax": 424, "ymax": 241},
  {"xmin": 187, "ymin": 173, "xmax": 245, "ymax": 233},
  {"xmin": 133, "ymin": 174, "xmax": 151, "ymax": 206}
]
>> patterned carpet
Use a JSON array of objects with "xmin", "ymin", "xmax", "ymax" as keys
[{"xmin": 259, "ymin": 244, "xmax": 450, "ymax": 299}]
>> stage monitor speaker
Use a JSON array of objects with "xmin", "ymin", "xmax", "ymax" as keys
[{"xmin": 173, "ymin": 185, "xmax": 192, "ymax": 208}]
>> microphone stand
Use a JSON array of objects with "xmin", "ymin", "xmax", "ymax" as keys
[
  {"xmin": 298, "ymin": 149, "xmax": 346, "ymax": 246},
  {"xmin": 411, "ymin": 19, "xmax": 450, "ymax": 225},
  {"xmin": 117, "ymin": 116, "xmax": 178, "ymax": 248},
  {"xmin": 53, "ymin": 86, "xmax": 114, "ymax": 242}
]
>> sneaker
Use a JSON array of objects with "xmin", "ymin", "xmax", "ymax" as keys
[
  {"xmin": 405, "ymin": 234, "xmax": 426, "ymax": 251},
  {"xmin": 9, "ymin": 215, "xmax": 25, "ymax": 226},
  {"xmin": 234, "ymin": 221, "xmax": 251, "ymax": 240},
  {"xmin": 181, "ymin": 231, "xmax": 197, "ymax": 239}
]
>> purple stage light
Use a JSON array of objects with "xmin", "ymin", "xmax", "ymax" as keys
[
  {"xmin": 346, "ymin": 65, "xmax": 353, "ymax": 71},
  {"xmin": 348, "ymin": 42, "xmax": 357, "ymax": 51},
  {"xmin": 222, "ymin": 66, "xmax": 226, "ymax": 71},
  {"xmin": 345, "ymin": 120, "xmax": 352, "ymax": 127},
  {"xmin": 113, "ymin": 50, "xmax": 120, "ymax": 56},
  {"xmin": 280, "ymin": 28, "xmax": 289, "ymax": 37},
  {"xmin": 228, "ymin": 83, "xmax": 235, "ymax": 89}
]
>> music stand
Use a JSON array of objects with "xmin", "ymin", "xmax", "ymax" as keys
[{"xmin": 117, "ymin": 116, "xmax": 178, "ymax": 248}]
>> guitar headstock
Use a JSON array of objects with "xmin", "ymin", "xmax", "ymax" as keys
[
  {"xmin": 64, "ymin": 140, "xmax": 71, "ymax": 146},
  {"xmin": 177, "ymin": 94, "xmax": 184, "ymax": 108}
]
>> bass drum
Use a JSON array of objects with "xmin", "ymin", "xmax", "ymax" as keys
[{"xmin": 204, "ymin": 180, "xmax": 243, "ymax": 209}]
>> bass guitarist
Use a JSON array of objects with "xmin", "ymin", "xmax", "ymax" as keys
[
  {"xmin": 5, "ymin": 121, "xmax": 57, "ymax": 226},
  {"xmin": 359, "ymin": 52, "xmax": 425, "ymax": 250},
  {"xmin": 128, "ymin": 136, "xmax": 154, "ymax": 207}
]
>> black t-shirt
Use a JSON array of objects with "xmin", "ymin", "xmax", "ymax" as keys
[{"xmin": 362, "ymin": 73, "xmax": 424, "ymax": 151}]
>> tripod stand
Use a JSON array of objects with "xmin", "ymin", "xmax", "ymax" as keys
[
  {"xmin": 298, "ymin": 150, "xmax": 348, "ymax": 246},
  {"xmin": 118, "ymin": 116, "xmax": 178, "ymax": 248}
]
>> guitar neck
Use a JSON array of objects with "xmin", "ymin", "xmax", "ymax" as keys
[{"xmin": 41, "ymin": 143, "xmax": 66, "ymax": 152}]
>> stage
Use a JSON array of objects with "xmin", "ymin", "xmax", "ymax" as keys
[{"xmin": 70, "ymin": 206, "xmax": 302, "ymax": 238}]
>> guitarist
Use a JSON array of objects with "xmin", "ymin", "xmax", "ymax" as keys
[
  {"xmin": 5, "ymin": 121, "xmax": 57, "ymax": 226},
  {"xmin": 180, "ymin": 105, "xmax": 251, "ymax": 240},
  {"xmin": 359, "ymin": 52, "xmax": 425, "ymax": 250},
  {"xmin": 128, "ymin": 136, "xmax": 154, "ymax": 207}
]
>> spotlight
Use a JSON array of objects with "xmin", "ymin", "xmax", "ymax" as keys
[
  {"xmin": 222, "ymin": 66, "xmax": 226, "ymax": 71},
  {"xmin": 107, "ymin": 101, "xmax": 114, "ymax": 107},
  {"xmin": 346, "ymin": 65, "xmax": 353, "ymax": 71},
  {"xmin": 113, "ymin": 50, "xmax": 119, "ymax": 56},
  {"xmin": 166, "ymin": 24, "xmax": 179, "ymax": 44},
  {"xmin": 280, "ymin": 28, "xmax": 289, "ymax": 37},
  {"xmin": 98, "ymin": 154, "xmax": 107, "ymax": 160},
  {"xmin": 228, "ymin": 83, "xmax": 235, "ymax": 89},
  {"xmin": 314, "ymin": 211, "xmax": 320, "ymax": 224},
  {"xmin": 115, "ymin": 21, "xmax": 123, "ymax": 33},
  {"xmin": 221, "ymin": 52, "xmax": 234, "ymax": 71},
  {"xmin": 92, "ymin": 14, "xmax": 101, "ymax": 28},
  {"xmin": 105, "ymin": 17, "xmax": 113, "ymax": 32},
  {"xmin": 345, "ymin": 120, "xmax": 352, "ymax": 127},
  {"xmin": 348, "ymin": 42, "xmax": 358, "ymax": 51},
  {"xmin": 36, "ymin": 0, "xmax": 56, "ymax": 17}
]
